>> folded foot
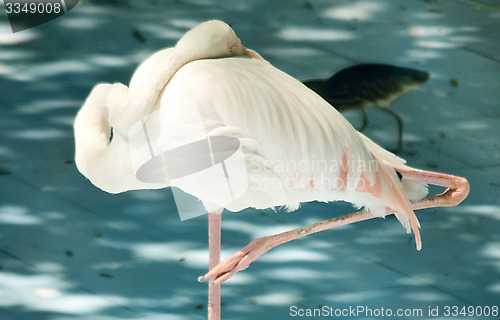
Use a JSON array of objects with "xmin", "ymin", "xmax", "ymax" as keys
[{"xmin": 199, "ymin": 236, "xmax": 273, "ymax": 284}]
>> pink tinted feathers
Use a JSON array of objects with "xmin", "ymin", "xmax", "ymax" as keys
[{"xmin": 356, "ymin": 153, "xmax": 422, "ymax": 250}]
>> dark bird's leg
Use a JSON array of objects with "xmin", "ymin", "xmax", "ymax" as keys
[
  {"xmin": 359, "ymin": 107, "xmax": 369, "ymax": 132},
  {"xmin": 376, "ymin": 105, "xmax": 404, "ymax": 153}
]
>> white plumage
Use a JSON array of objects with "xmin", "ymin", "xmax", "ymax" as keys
[
  {"xmin": 74, "ymin": 22, "xmax": 470, "ymax": 320},
  {"xmin": 75, "ymin": 36, "xmax": 427, "ymax": 247}
]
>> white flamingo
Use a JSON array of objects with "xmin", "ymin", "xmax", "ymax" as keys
[{"xmin": 74, "ymin": 20, "xmax": 469, "ymax": 320}]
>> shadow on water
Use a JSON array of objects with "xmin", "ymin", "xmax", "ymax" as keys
[{"xmin": 0, "ymin": 0, "xmax": 499, "ymax": 319}]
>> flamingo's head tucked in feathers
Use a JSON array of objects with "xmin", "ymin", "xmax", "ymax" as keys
[{"xmin": 175, "ymin": 20, "xmax": 258, "ymax": 61}]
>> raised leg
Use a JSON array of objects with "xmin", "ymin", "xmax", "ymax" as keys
[
  {"xmin": 199, "ymin": 170, "xmax": 469, "ymax": 285},
  {"xmin": 400, "ymin": 169, "xmax": 469, "ymax": 210},
  {"xmin": 208, "ymin": 210, "xmax": 222, "ymax": 320},
  {"xmin": 199, "ymin": 208, "xmax": 377, "ymax": 284}
]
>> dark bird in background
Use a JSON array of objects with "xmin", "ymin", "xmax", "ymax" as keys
[{"xmin": 304, "ymin": 64, "xmax": 430, "ymax": 153}]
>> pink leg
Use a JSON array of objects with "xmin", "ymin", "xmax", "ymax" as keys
[
  {"xmin": 208, "ymin": 210, "xmax": 222, "ymax": 320},
  {"xmin": 199, "ymin": 170, "xmax": 469, "ymax": 284},
  {"xmin": 401, "ymin": 170, "xmax": 469, "ymax": 210}
]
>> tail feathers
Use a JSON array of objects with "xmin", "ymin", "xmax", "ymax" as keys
[
  {"xmin": 357, "ymin": 132, "xmax": 424, "ymax": 250},
  {"xmin": 361, "ymin": 155, "xmax": 422, "ymax": 250},
  {"xmin": 401, "ymin": 179, "xmax": 428, "ymax": 201}
]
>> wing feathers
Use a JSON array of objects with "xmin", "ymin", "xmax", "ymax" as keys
[{"xmin": 157, "ymin": 57, "xmax": 425, "ymax": 247}]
